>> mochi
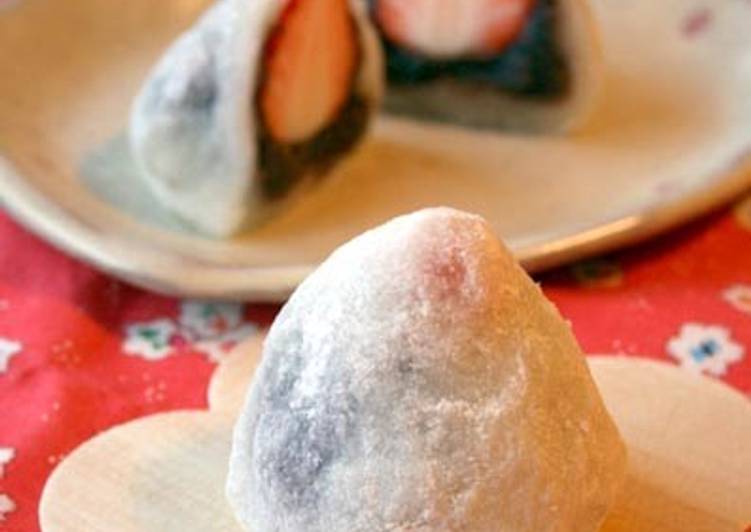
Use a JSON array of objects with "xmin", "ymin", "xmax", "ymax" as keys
[
  {"xmin": 130, "ymin": 0, "xmax": 382, "ymax": 236},
  {"xmin": 227, "ymin": 207, "xmax": 626, "ymax": 531}
]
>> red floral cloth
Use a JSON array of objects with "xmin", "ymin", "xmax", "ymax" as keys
[{"xmin": 1, "ymin": 193, "xmax": 750, "ymax": 531}]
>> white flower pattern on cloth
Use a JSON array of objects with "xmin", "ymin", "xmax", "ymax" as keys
[
  {"xmin": 123, "ymin": 319, "xmax": 178, "ymax": 361},
  {"xmin": 123, "ymin": 301, "xmax": 257, "ymax": 362},
  {"xmin": 0, "ymin": 447, "xmax": 14, "ymax": 478},
  {"xmin": 0, "ymin": 338, "xmax": 21, "ymax": 373},
  {"xmin": 178, "ymin": 301, "xmax": 257, "ymax": 361},
  {"xmin": 722, "ymin": 284, "xmax": 751, "ymax": 315},
  {"xmin": 179, "ymin": 301, "xmax": 243, "ymax": 339},
  {"xmin": 0, "ymin": 494, "xmax": 15, "ymax": 522},
  {"xmin": 192, "ymin": 327, "xmax": 257, "ymax": 362},
  {"xmin": 667, "ymin": 323, "xmax": 745, "ymax": 376}
]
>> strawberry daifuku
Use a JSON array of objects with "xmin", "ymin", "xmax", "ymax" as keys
[
  {"xmin": 375, "ymin": 0, "xmax": 535, "ymax": 59},
  {"xmin": 261, "ymin": 0, "xmax": 359, "ymax": 143},
  {"xmin": 227, "ymin": 207, "xmax": 626, "ymax": 532},
  {"xmin": 130, "ymin": 0, "xmax": 382, "ymax": 236},
  {"xmin": 369, "ymin": 0, "xmax": 602, "ymax": 133}
]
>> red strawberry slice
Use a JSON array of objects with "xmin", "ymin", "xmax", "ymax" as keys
[
  {"xmin": 260, "ymin": 0, "xmax": 359, "ymax": 144},
  {"xmin": 376, "ymin": 0, "xmax": 534, "ymax": 58}
]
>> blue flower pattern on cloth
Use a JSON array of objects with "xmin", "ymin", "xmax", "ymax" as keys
[
  {"xmin": 690, "ymin": 339, "xmax": 719, "ymax": 363},
  {"xmin": 667, "ymin": 323, "xmax": 744, "ymax": 376}
]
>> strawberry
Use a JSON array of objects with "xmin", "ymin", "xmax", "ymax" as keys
[
  {"xmin": 375, "ymin": 0, "xmax": 534, "ymax": 59},
  {"xmin": 260, "ymin": 0, "xmax": 359, "ymax": 144}
]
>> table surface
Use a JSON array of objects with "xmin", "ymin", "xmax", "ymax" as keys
[{"xmin": 1, "ymin": 192, "xmax": 750, "ymax": 531}]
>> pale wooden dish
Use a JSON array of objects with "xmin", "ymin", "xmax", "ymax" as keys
[
  {"xmin": 2, "ymin": 0, "xmax": 751, "ymax": 300},
  {"xmin": 39, "ymin": 335, "xmax": 751, "ymax": 531}
]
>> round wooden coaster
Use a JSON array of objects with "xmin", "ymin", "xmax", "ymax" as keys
[
  {"xmin": 208, "ymin": 333, "xmax": 264, "ymax": 416},
  {"xmin": 39, "ymin": 342, "xmax": 751, "ymax": 531},
  {"xmin": 590, "ymin": 357, "xmax": 751, "ymax": 531},
  {"xmin": 38, "ymin": 412, "xmax": 241, "ymax": 532}
]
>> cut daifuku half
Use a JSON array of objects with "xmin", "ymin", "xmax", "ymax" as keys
[
  {"xmin": 130, "ymin": 0, "xmax": 382, "ymax": 236},
  {"xmin": 369, "ymin": 0, "xmax": 602, "ymax": 133},
  {"xmin": 227, "ymin": 208, "xmax": 626, "ymax": 531}
]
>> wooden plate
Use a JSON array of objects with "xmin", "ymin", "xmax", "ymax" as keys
[
  {"xmin": 2, "ymin": 0, "xmax": 751, "ymax": 300},
  {"xmin": 38, "ymin": 336, "xmax": 751, "ymax": 531}
]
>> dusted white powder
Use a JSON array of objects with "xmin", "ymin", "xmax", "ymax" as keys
[{"xmin": 227, "ymin": 207, "xmax": 625, "ymax": 531}]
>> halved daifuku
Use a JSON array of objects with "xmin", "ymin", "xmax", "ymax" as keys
[
  {"xmin": 227, "ymin": 208, "xmax": 626, "ymax": 532},
  {"xmin": 130, "ymin": 0, "xmax": 382, "ymax": 236},
  {"xmin": 369, "ymin": 0, "xmax": 601, "ymax": 133}
]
